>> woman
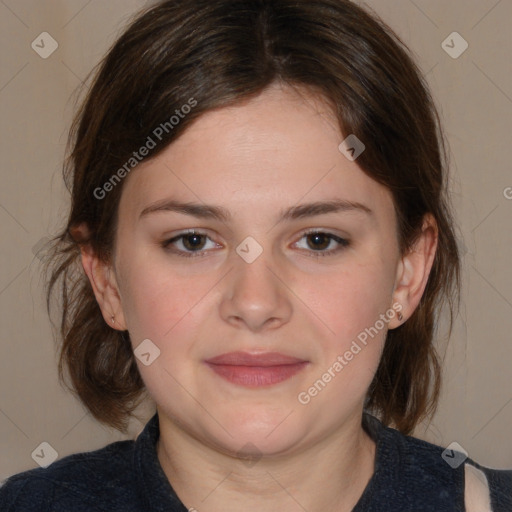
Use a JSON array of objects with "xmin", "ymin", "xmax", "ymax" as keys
[{"xmin": 1, "ymin": 0, "xmax": 511, "ymax": 510}]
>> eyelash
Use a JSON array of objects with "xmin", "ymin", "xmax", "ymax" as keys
[{"xmin": 161, "ymin": 229, "xmax": 350, "ymax": 259}]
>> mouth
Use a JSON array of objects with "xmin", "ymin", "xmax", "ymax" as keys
[{"xmin": 204, "ymin": 351, "xmax": 309, "ymax": 388}]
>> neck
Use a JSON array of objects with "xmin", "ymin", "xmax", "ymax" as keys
[{"xmin": 156, "ymin": 412, "xmax": 376, "ymax": 512}]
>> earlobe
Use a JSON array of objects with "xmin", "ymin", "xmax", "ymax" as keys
[
  {"xmin": 389, "ymin": 214, "xmax": 438, "ymax": 329},
  {"xmin": 80, "ymin": 244, "xmax": 127, "ymax": 331}
]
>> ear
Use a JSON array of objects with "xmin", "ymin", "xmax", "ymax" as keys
[
  {"xmin": 79, "ymin": 241, "xmax": 127, "ymax": 332},
  {"xmin": 389, "ymin": 214, "xmax": 438, "ymax": 329}
]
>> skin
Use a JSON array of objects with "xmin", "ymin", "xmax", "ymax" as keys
[{"xmin": 80, "ymin": 83, "xmax": 437, "ymax": 512}]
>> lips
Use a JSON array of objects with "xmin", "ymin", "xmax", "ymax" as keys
[
  {"xmin": 204, "ymin": 351, "xmax": 309, "ymax": 387},
  {"xmin": 205, "ymin": 351, "xmax": 306, "ymax": 366}
]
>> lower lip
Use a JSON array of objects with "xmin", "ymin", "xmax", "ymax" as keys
[{"xmin": 205, "ymin": 362, "xmax": 309, "ymax": 387}]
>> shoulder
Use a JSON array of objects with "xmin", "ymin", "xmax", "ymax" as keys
[
  {"xmin": 364, "ymin": 414, "xmax": 512, "ymax": 510},
  {"xmin": 401, "ymin": 433, "xmax": 512, "ymax": 509},
  {"xmin": 365, "ymin": 414, "xmax": 465, "ymax": 494},
  {"xmin": 0, "ymin": 439, "xmax": 137, "ymax": 512},
  {"xmin": 465, "ymin": 459, "xmax": 512, "ymax": 511},
  {"xmin": 387, "ymin": 426, "xmax": 466, "ymax": 498}
]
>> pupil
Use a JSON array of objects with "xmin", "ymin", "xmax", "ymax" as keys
[
  {"xmin": 309, "ymin": 233, "xmax": 328, "ymax": 250},
  {"xmin": 185, "ymin": 234, "xmax": 204, "ymax": 250}
]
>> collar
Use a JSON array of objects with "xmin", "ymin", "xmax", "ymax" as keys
[
  {"xmin": 132, "ymin": 410, "xmax": 394, "ymax": 511},
  {"xmin": 133, "ymin": 412, "xmax": 188, "ymax": 512}
]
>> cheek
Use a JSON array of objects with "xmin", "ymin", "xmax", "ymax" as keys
[
  {"xmin": 117, "ymin": 262, "xmax": 208, "ymax": 396},
  {"xmin": 118, "ymin": 256, "xmax": 216, "ymax": 346},
  {"xmin": 303, "ymin": 260, "xmax": 394, "ymax": 341},
  {"xmin": 296, "ymin": 267, "xmax": 392, "ymax": 406},
  {"xmin": 119, "ymin": 244, "xmax": 396, "ymax": 347},
  {"xmin": 294, "ymin": 258, "xmax": 395, "ymax": 402}
]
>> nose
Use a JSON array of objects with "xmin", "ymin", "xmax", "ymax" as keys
[{"xmin": 219, "ymin": 247, "xmax": 293, "ymax": 333}]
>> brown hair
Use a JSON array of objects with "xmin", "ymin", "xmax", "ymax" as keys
[{"xmin": 45, "ymin": 0, "xmax": 460, "ymax": 434}]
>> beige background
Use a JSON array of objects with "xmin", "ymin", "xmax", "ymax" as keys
[{"xmin": 1, "ymin": 0, "xmax": 511, "ymax": 481}]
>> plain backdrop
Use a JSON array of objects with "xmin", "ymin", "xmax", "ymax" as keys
[{"xmin": 1, "ymin": 0, "xmax": 511, "ymax": 480}]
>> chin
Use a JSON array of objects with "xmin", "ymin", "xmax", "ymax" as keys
[{"xmin": 207, "ymin": 411, "xmax": 307, "ymax": 458}]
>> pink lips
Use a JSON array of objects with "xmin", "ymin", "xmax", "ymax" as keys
[{"xmin": 204, "ymin": 351, "xmax": 309, "ymax": 388}]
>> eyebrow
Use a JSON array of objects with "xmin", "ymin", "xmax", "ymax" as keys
[{"xmin": 139, "ymin": 198, "xmax": 372, "ymax": 223}]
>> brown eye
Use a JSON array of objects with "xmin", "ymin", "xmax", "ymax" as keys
[
  {"xmin": 305, "ymin": 232, "xmax": 331, "ymax": 251},
  {"xmin": 181, "ymin": 233, "xmax": 207, "ymax": 251},
  {"xmin": 295, "ymin": 231, "xmax": 350, "ymax": 257},
  {"xmin": 161, "ymin": 231, "xmax": 219, "ymax": 258}
]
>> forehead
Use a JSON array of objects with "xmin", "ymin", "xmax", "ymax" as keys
[{"xmin": 118, "ymin": 85, "xmax": 394, "ymax": 224}]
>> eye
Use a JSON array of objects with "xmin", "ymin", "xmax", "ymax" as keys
[
  {"xmin": 161, "ymin": 230, "xmax": 219, "ymax": 258},
  {"xmin": 294, "ymin": 230, "xmax": 350, "ymax": 257},
  {"xmin": 161, "ymin": 229, "xmax": 350, "ymax": 258}
]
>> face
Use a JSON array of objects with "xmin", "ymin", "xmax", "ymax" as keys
[{"xmin": 103, "ymin": 84, "xmax": 406, "ymax": 456}]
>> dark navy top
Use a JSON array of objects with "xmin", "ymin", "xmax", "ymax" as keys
[{"xmin": 1, "ymin": 411, "xmax": 511, "ymax": 511}]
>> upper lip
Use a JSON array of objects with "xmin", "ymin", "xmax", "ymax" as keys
[{"xmin": 205, "ymin": 351, "xmax": 308, "ymax": 367}]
